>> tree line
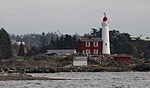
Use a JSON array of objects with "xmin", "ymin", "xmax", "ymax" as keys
[
  {"xmin": 90, "ymin": 28, "xmax": 150, "ymax": 59},
  {"xmin": 1, "ymin": 27, "xmax": 150, "ymax": 59},
  {"xmin": 39, "ymin": 33, "xmax": 79, "ymax": 53}
]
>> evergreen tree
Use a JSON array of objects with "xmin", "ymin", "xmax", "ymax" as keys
[
  {"xmin": 30, "ymin": 46, "xmax": 39, "ymax": 55},
  {"xmin": 0, "ymin": 28, "xmax": 13, "ymax": 59},
  {"xmin": 90, "ymin": 28, "xmax": 102, "ymax": 38},
  {"xmin": 49, "ymin": 37, "xmax": 56, "ymax": 49},
  {"xmin": 39, "ymin": 32, "xmax": 47, "ymax": 53},
  {"xmin": 72, "ymin": 35, "xmax": 77, "ymax": 49},
  {"xmin": 55, "ymin": 38, "xmax": 61, "ymax": 49},
  {"xmin": 18, "ymin": 42, "xmax": 25, "ymax": 56},
  {"xmin": 59, "ymin": 36, "xmax": 65, "ymax": 49},
  {"xmin": 26, "ymin": 50, "xmax": 35, "ymax": 57},
  {"xmin": 91, "ymin": 28, "xmax": 98, "ymax": 37},
  {"xmin": 64, "ymin": 34, "xmax": 73, "ymax": 49}
]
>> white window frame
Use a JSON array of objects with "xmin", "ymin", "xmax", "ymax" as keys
[
  {"xmin": 94, "ymin": 49, "xmax": 98, "ymax": 54},
  {"xmin": 82, "ymin": 50, "xmax": 85, "ymax": 54},
  {"xmin": 94, "ymin": 42, "xmax": 98, "ymax": 47},
  {"xmin": 86, "ymin": 42, "xmax": 90, "ymax": 47},
  {"xmin": 86, "ymin": 50, "xmax": 90, "ymax": 54}
]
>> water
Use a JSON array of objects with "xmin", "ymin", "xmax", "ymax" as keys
[{"xmin": 0, "ymin": 72, "xmax": 150, "ymax": 88}]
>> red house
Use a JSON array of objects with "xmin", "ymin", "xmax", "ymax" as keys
[{"xmin": 77, "ymin": 36, "xmax": 103, "ymax": 55}]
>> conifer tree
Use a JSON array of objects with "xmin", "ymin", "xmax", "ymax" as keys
[
  {"xmin": 18, "ymin": 42, "xmax": 25, "ymax": 56},
  {"xmin": 39, "ymin": 32, "xmax": 47, "ymax": 53},
  {"xmin": 0, "ymin": 28, "xmax": 12, "ymax": 59},
  {"xmin": 49, "ymin": 37, "xmax": 55, "ymax": 49}
]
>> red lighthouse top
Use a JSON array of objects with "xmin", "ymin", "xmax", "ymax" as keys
[{"xmin": 103, "ymin": 13, "xmax": 107, "ymax": 21}]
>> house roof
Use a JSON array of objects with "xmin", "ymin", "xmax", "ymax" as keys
[
  {"xmin": 79, "ymin": 37, "xmax": 102, "ymax": 42},
  {"xmin": 47, "ymin": 49, "xmax": 76, "ymax": 54}
]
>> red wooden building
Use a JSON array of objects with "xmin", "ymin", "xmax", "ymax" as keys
[
  {"xmin": 76, "ymin": 36, "xmax": 131, "ymax": 62},
  {"xmin": 114, "ymin": 56, "xmax": 131, "ymax": 61},
  {"xmin": 77, "ymin": 36, "xmax": 103, "ymax": 55}
]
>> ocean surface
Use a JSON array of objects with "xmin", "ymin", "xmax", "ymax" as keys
[{"xmin": 0, "ymin": 72, "xmax": 150, "ymax": 88}]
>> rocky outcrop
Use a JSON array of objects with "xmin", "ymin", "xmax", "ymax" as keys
[{"xmin": 0, "ymin": 73, "xmax": 88, "ymax": 80}]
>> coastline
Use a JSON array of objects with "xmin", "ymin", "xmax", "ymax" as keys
[
  {"xmin": 0, "ymin": 63, "xmax": 150, "ymax": 81},
  {"xmin": 0, "ymin": 73, "xmax": 89, "ymax": 81},
  {"xmin": 0, "ymin": 65, "xmax": 148, "ymax": 74},
  {"xmin": 0, "ymin": 57, "xmax": 150, "ymax": 74}
]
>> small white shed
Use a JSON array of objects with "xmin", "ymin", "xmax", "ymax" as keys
[{"xmin": 73, "ymin": 56, "xmax": 87, "ymax": 66}]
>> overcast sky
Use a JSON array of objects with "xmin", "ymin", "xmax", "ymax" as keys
[{"xmin": 0, "ymin": 0, "xmax": 150, "ymax": 36}]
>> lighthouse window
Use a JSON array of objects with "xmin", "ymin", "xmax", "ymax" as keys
[
  {"xmin": 86, "ymin": 42, "xmax": 90, "ymax": 47},
  {"xmin": 94, "ymin": 42, "xmax": 98, "ymax": 47},
  {"xmin": 94, "ymin": 50, "xmax": 98, "ymax": 54},
  {"xmin": 105, "ymin": 43, "xmax": 107, "ymax": 46}
]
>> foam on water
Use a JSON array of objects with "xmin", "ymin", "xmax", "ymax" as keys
[{"xmin": 0, "ymin": 72, "xmax": 150, "ymax": 88}]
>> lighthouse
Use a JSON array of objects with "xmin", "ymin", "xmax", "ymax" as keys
[{"xmin": 101, "ymin": 13, "xmax": 110, "ymax": 55}]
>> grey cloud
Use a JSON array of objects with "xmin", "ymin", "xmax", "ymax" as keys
[{"xmin": 0, "ymin": 0, "xmax": 150, "ymax": 36}]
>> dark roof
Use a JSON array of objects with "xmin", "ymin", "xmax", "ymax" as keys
[{"xmin": 79, "ymin": 38, "xmax": 102, "ymax": 42}]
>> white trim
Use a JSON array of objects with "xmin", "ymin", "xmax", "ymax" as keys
[
  {"xmin": 94, "ymin": 42, "xmax": 98, "ymax": 47},
  {"xmin": 94, "ymin": 49, "xmax": 98, "ymax": 54},
  {"xmin": 86, "ymin": 42, "xmax": 90, "ymax": 47},
  {"xmin": 86, "ymin": 50, "xmax": 90, "ymax": 54}
]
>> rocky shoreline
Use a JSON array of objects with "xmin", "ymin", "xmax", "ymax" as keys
[
  {"xmin": 0, "ymin": 73, "xmax": 89, "ymax": 81},
  {"xmin": 1, "ymin": 64, "xmax": 149, "ymax": 81},
  {"xmin": 0, "ymin": 65, "xmax": 148, "ymax": 74},
  {"xmin": 1, "ymin": 56, "xmax": 150, "ymax": 74},
  {"xmin": 0, "ymin": 63, "xmax": 150, "ymax": 80},
  {"xmin": 0, "ymin": 73, "xmax": 46, "ymax": 80}
]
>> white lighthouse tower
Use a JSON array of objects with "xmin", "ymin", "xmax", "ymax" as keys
[{"xmin": 101, "ymin": 13, "xmax": 110, "ymax": 55}]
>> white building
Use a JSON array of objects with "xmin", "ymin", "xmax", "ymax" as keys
[
  {"xmin": 140, "ymin": 36, "xmax": 150, "ymax": 41},
  {"xmin": 73, "ymin": 56, "xmax": 87, "ymax": 66},
  {"xmin": 131, "ymin": 36, "xmax": 150, "ymax": 41},
  {"xmin": 11, "ymin": 40, "xmax": 25, "ymax": 45}
]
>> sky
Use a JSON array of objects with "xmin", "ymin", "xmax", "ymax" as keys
[{"xmin": 0, "ymin": 0, "xmax": 150, "ymax": 36}]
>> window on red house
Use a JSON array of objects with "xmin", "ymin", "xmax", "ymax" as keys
[
  {"xmin": 86, "ymin": 50, "xmax": 90, "ymax": 54},
  {"xmin": 86, "ymin": 42, "xmax": 90, "ymax": 47},
  {"xmin": 94, "ymin": 49, "xmax": 98, "ymax": 54},
  {"xmin": 94, "ymin": 42, "xmax": 98, "ymax": 47}
]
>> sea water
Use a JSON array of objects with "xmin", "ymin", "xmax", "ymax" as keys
[{"xmin": 0, "ymin": 72, "xmax": 150, "ymax": 88}]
